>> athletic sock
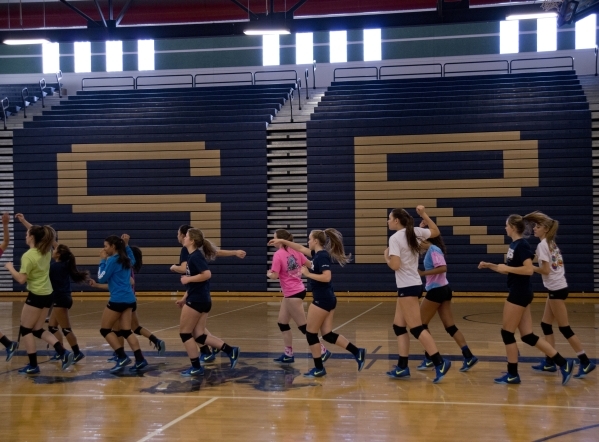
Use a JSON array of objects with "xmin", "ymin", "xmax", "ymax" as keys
[
  {"xmin": 284, "ymin": 346, "xmax": 293, "ymax": 357},
  {"xmin": 430, "ymin": 352, "xmax": 443, "ymax": 367},
  {"xmin": 424, "ymin": 351, "xmax": 431, "ymax": 360},
  {"xmin": 0, "ymin": 336, "xmax": 12, "ymax": 348},
  {"xmin": 552, "ymin": 353, "xmax": 567, "ymax": 367},
  {"xmin": 313, "ymin": 357, "xmax": 324, "ymax": 370},
  {"xmin": 199, "ymin": 345, "xmax": 211, "ymax": 355},
  {"xmin": 148, "ymin": 335, "xmax": 159, "ymax": 346},
  {"xmin": 133, "ymin": 349, "xmax": 144, "ymax": 363},
  {"xmin": 345, "ymin": 342, "xmax": 359, "ymax": 357},
  {"xmin": 71, "ymin": 344, "xmax": 80, "ymax": 355},
  {"xmin": 190, "ymin": 357, "xmax": 201, "ymax": 369},
  {"xmin": 577, "ymin": 351, "xmax": 590, "ymax": 366},
  {"xmin": 461, "ymin": 345, "xmax": 474, "ymax": 359},
  {"xmin": 398, "ymin": 356, "xmax": 409, "ymax": 369},
  {"xmin": 53, "ymin": 342, "xmax": 66, "ymax": 357},
  {"xmin": 221, "ymin": 343, "xmax": 233, "ymax": 356},
  {"xmin": 545, "ymin": 355, "xmax": 553, "ymax": 365},
  {"xmin": 115, "ymin": 347, "xmax": 127, "ymax": 359},
  {"xmin": 508, "ymin": 362, "xmax": 518, "ymax": 376},
  {"xmin": 320, "ymin": 343, "xmax": 327, "ymax": 354},
  {"xmin": 28, "ymin": 353, "xmax": 38, "ymax": 368}
]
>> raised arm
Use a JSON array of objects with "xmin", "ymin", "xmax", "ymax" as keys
[
  {"xmin": 15, "ymin": 213, "xmax": 32, "ymax": 230},
  {"xmin": 216, "ymin": 249, "xmax": 246, "ymax": 259},
  {"xmin": 0, "ymin": 213, "xmax": 9, "ymax": 251},
  {"xmin": 268, "ymin": 239, "xmax": 311, "ymax": 257},
  {"xmin": 416, "ymin": 205, "xmax": 440, "ymax": 239}
]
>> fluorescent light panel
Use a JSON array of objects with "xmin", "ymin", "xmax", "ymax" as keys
[
  {"xmin": 4, "ymin": 39, "xmax": 49, "ymax": 45},
  {"xmin": 506, "ymin": 12, "xmax": 557, "ymax": 20},
  {"xmin": 245, "ymin": 29, "xmax": 290, "ymax": 35}
]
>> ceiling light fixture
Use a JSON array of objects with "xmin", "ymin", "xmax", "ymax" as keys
[
  {"xmin": 244, "ymin": 29, "xmax": 290, "ymax": 35},
  {"xmin": 505, "ymin": 12, "xmax": 558, "ymax": 20},
  {"xmin": 3, "ymin": 39, "xmax": 50, "ymax": 45}
]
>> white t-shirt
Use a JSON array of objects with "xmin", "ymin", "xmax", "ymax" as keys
[
  {"xmin": 389, "ymin": 227, "xmax": 431, "ymax": 288},
  {"xmin": 535, "ymin": 238, "xmax": 567, "ymax": 291}
]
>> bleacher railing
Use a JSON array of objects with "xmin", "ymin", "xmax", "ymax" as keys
[
  {"xmin": 56, "ymin": 70, "xmax": 63, "ymax": 98},
  {"xmin": 379, "ymin": 63, "xmax": 442, "ymax": 79},
  {"xmin": 136, "ymin": 74, "xmax": 193, "ymax": 89},
  {"xmin": 39, "ymin": 78, "xmax": 46, "ymax": 108},
  {"xmin": 1, "ymin": 97, "xmax": 8, "ymax": 130},
  {"xmin": 333, "ymin": 66, "xmax": 379, "ymax": 82},
  {"xmin": 21, "ymin": 88, "xmax": 28, "ymax": 119},
  {"xmin": 444, "ymin": 60, "xmax": 509, "ymax": 76},
  {"xmin": 253, "ymin": 69, "xmax": 298, "ymax": 86},
  {"xmin": 194, "ymin": 72, "xmax": 253, "ymax": 86},
  {"xmin": 305, "ymin": 69, "xmax": 309, "ymax": 99},
  {"xmin": 82, "ymin": 76, "xmax": 135, "ymax": 90},
  {"xmin": 510, "ymin": 56, "xmax": 574, "ymax": 73}
]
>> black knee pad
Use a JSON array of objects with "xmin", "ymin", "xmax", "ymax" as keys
[
  {"xmin": 521, "ymin": 333, "xmax": 539, "ymax": 346},
  {"xmin": 134, "ymin": 326, "xmax": 143, "ymax": 335},
  {"xmin": 445, "ymin": 325, "xmax": 458, "ymax": 337},
  {"xmin": 113, "ymin": 330, "xmax": 123, "ymax": 338},
  {"xmin": 195, "ymin": 334, "xmax": 208, "ymax": 345},
  {"xmin": 19, "ymin": 326, "xmax": 32, "ymax": 337},
  {"xmin": 32, "ymin": 329, "xmax": 45, "ymax": 339},
  {"xmin": 298, "ymin": 324, "xmax": 307, "ymax": 335},
  {"xmin": 321, "ymin": 332, "xmax": 339, "ymax": 344},
  {"xmin": 179, "ymin": 333, "xmax": 193, "ymax": 343},
  {"xmin": 120, "ymin": 329, "xmax": 132, "ymax": 339},
  {"xmin": 278, "ymin": 323, "xmax": 291, "ymax": 332},
  {"xmin": 100, "ymin": 328, "xmax": 113, "ymax": 338},
  {"xmin": 306, "ymin": 332, "xmax": 320, "ymax": 346},
  {"xmin": 540, "ymin": 322, "xmax": 553, "ymax": 336},
  {"xmin": 559, "ymin": 326, "xmax": 575, "ymax": 339},
  {"xmin": 410, "ymin": 325, "xmax": 426, "ymax": 339},
  {"xmin": 501, "ymin": 329, "xmax": 516, "ymax": 345},
  {"xmin": 48, "ymin": 326, "xmax": 59, "ymax": 334},
  {"xmin": 393, "ymin": 324, "xmax": 407, "ymax": 336},
  {"xmin": 62, "ymin": 327, "xmax": 72, "ymax": 336},
  {"xmin": 422, "ymin": 324, "xmax": 429, "ymax": 330}
]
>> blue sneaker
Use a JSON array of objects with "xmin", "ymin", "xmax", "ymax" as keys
[
  {"xmin": 129, "ymin": 359, "xmax": 148, "ymax": 372},
  {"xmin": 355, "ymin": 348, "xmax": 366, "ymax": 372},
  {"xmin": 321, "ymin": 349, "xmax": 332, "ymax": 363},
  {"xmin": 228, "ymin": 347, "xmax": 240, "ymax": 369},
  {"xmin": 574, "ymin": 361, "xmax": 596, "ymax": 379},
  {"xmin": 273, "ymin": 354, "xmax": 295, "ymax": 364},
  {"xmin": 181, "ymin": 365, "xmax": 205, "ymax": 377},
  {"xmin": 5, "ymin": 341, "xmax": 18, "ymax": 362},
  {"xmin": 73, "ymin": 352, "xmax": 85, "ymax": 364},
  {"xmin": 433, "ymin": 359, "xmax": 451, "ymax": 384},
  {"xmin": 532, "ymin": 361, "xmax": 557, "ymax": 373},
  {"xmin": 494, "ymin": 373, "xmax": 521, "ymax": 384},
  {"xmin": 61, "ymin": 351, "xmax": 74, "ymax": 371},
  {"xmin": 460, "ymin": 356, "xmax": 479, "ymax": 372},
  {"xmin": 303, "ymin": 367, "xmax": 326, "ymax": 378},
  {"xmin": 417, "ymin": 358, "xmax": 434, "ymax": 371},
  {"xmin": 18, "ymin": 364, "xmax": 40, "ymax": 375},
  {"xmin": 387, "ymin": 365, "xmax": 411, "ymax": 379},
  {"xmin": 49, "ymin": 352, "xmax": 61, "ymax": 361},
  {"xmin": 560, "ymin": 360, "xmax": 574, "ymax": 386},
  {"xmin": 107, "ymin": 352, "xmax": 118, "ymax": 362},
  {"xmin": 200, "ymin": 348, "xmax": 218, "ymax": 364},
  {"xmin": 109, "ymin": 356, "xmax": 131, "ymax": 373},
  {"xmin": 155, "ymin": 339, "xmax": 166, "ymax": 356}
]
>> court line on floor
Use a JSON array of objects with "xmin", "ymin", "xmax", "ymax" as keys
[
  {"xmin": 0, "ymin": 393, "xmax": 597, "ymax": 411},
  {"xmin": 332, "ymin": 303, "xmax": 382, "ymax": 332},
  {"xmin": 136, "ymin": 397, "xmax": 219, "ymax": 442},
  {"xmin": 150, "ymin": 302, "xmax": 266, "ymax": 334},
  {"xmin": 532, "ymin": 423, "xmax": 599, "ymax": 441}
]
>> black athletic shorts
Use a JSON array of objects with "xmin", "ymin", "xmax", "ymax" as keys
[
  {"xmin": 26, "ymin": 292, "xmax": 53, "ymax": 309},
  {"xmin": 507, "ymin": 290, "xmax": 534, "ymax": 308},
  {"xmin": 548, "ymin": 287, "xmax": 569, "ymax": 300},
  {"xmin": 287, "ymin": 290, "xmax": 306, "ymax": 300},
  {"xmin": 397, "ymin": 284, "xmax": 423, "ymax": 298},
  {"xmin": 53, "ymin": 296, "xmax": 73, "ymax": 309},
  {"xmin": 186, "ymin": 301, "xmax": 212, "ymax": 314},
  {"xmin": 132, "ymin": 301, "xmax": 138, "ymax": 312},
  {"xmin": 312, "ymin": 296, "xmax": 337, "ymax": 312},
  {"xmin": 425, "ymin": 285, "xmax": 453, "ymax": 303},
  {"xmin": 106, "ymin": 301, "xmax": 136, "ymax": 313}
]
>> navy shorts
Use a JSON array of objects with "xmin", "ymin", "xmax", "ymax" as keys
[
  {"xmin": 425, "ymin": 285, "xmax": 453, "ymax": 303},
  {"xmin": 507, "ymin": 290, "xmax": 534, "ymax": 308},
  {"xmin": 312, "ymin": 297, "xmax": 337, "ymax": 312},
  {"xmin": 397, "ymin": 284, "xmax": 423, "ymax": 298},
  {"xmin": 548, "ymin": 287, "xmax": 568, "ymax": 300},
  {"xmin": 106, "ymin": 301, "xmax": 136, "ymax": 313},
  {"xmin": 53, "ymin": 296, "xmax": 73, "ymax": 309},
  {"xmin": 26, "ymin": 292, "xmax": 53, "ymax": 309},
  {"xmin": 286, "ymin": 290, "xmax": 306, "ymax": 300},
  {"xmin": 186, "ymin": 301, "xmax": 212, "ymax": 314}
]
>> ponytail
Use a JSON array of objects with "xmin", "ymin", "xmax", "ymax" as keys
[
  {"xmin": 311, "ymin": 228, "xmax": 352, "ymax": 266},
  {"xmin": 131, "ymin": 246, "xmax": 143, "ymax": 273},
  {"xmin": 391, "ymin": 208, "xmax": 420, "ymax": 255},
  {"xmin": 427, "ymin": 235, "xmax": 447, "ymax": 255},
  {"xmin": 28, "ymin": 225, "xmax": 56, "ymax": 255},
  {"xmin": 274, "ymin": 229, "xmax": 294, "ymax": 251},
  {"xmin": 104, "ymin": 235, "xmax": 131, "ymax": 270},
  {"xmin": 55, "ymin": 244, "xmax": 88, "ymax": 283},
  {"xmin": 187, "ymin": 228, "xmax": 217, "ymax": 261},
  {"xmin": 523, "ymin": 211, "xmax": 559, "ymax": 248}
]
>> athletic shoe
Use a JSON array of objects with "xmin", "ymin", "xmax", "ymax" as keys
[
  {"xmin": 155, "ymin": 339, "xmax": 166, "ymax": 356},
  {"xmin": 303, "ymin": 367, "xmax": 326, "ymax": 378},
  {"xmin": 109, "ymin": 356, "xmax": 131, "ymax": 373},
  {"xmin": 531, "ymin": 361, "xmax": 557, "ymax": 373},
  {"xmin": 560, "ymin": 360, "xmax": 574, "ymax": 386},
  {"xmin": 273, "ymin": 354, "xmax": 295, "ymax": 364},
  {"xmin": 228, "ymin": 347, "xmax": 240, "ymax": 369},
  {"xmin": 494, "ymin": 373, "xmax": 521, "ymax": 384},
  {"xmin": 355, "ymin": 348, "xmax": 366, "ymax": 372},
  {"xmin": 107, "ymin": 352, "xmax": 118, "ymax": 362},
  {"xmin": 49, "ymin": 352, "xmax": 61, "ymax": 361},
  {"xmin": 5, "ymin": 341, "xmax": 18, "ymax": 362},
  {"xmin": 73, "ymin": 352, "xmax": 85, "ymax": 364},
  {"xmin": 321, "ymin": 349, "xmax": 332, "ymax": 363},
  {"xmin": 433, "ymin": 359, "xmax": 451, "ymax": 384},
  {"xmin": 18, "ymin": 364, "xmax": 40, "ymax": 375},
  {"xmin": 129, "ymin": 359, "xmax": 148, "ymax": 372},
  {"xmin": 460, "ymin": 356, "xmax": 479, "ymax": 372},
  {"xmin": 61, "ymin": 351, "xmax": 74, "ymax": 371},
  {"xmin": 181, "ymin": 365, "xmax": 205, "ymax": 377},
  {"xmin": 200, "ymin": 350, "xmax": 217, "ymax": 364},
  {"xmin": 387, "ymin": 365, "xmax": 411, "ymax": 379},
  {"xmin": 574, "ymin": 361, "xmax": 596, "ymax": 379},
  {"xmin": 417, "ymin": 358, "xmax": 434, "ymax": 371}
]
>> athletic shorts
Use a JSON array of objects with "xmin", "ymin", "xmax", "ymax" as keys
[
  {"xmin": 106, "ymin": 301, "xmax": 136, "ymax": 313},
  {"xmin": 26, "ymin": 292, "xmax": 53, "ymax": 309},
  {"xmin": 397, "ymin": 284, "xmax": 423, "ymax": 298},
  {"xmin": 186, "ymin": 301, "xmax": 212, "ymax": 314},
  {"xmin": 425, "ymin": 285, "xmax": 453, "ymax": 303},
  {"xmin": 52, "ymin": 297, "xmax": 73, "ymax": 309},
  {"xmin": 132, "ymin": 302, "xmax": 138, "ymax": 312},
  {"xmin": 506, "ymin": 290, "xmax": 534, "ymax": 308},
  {"xmin": 548, "ymin": 287, "xmax": 569, "ymax": 300},
  {"xmin": 286, "ymin": 290, "xmax": 306, "ymax": 300},
  {"xmin": 312, "ymin": 297, "xmax": 337, "ymax": 312}
]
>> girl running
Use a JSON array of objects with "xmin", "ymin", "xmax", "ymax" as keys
[
  {"xmin": 96, "ymin": 234, "xmax": 148, "ymax": 373},
  {"xmin": 478, "ymin": 214, "xmax": 574, "ymax": 385},
  {"xmin": 177, "ymin": 228, "xmax": 239, "ymax": 376},
  {"xmin": 523, "ymin": 211, "xmax": 595, "ymax": 378},
  {"xmin": 384, "ymin": 206, "xmax": 451, "ymax": 383},
  {"xmin": 269, "ymin": 229, "xmax": 365, "ymax": 378},
  {"xmin": 0, "ymin": 212, "xmax": 18, "ymax": 362},
  {"xmin": 5, "ymin": 214, "xmax": 74, "ymax": 374},
  {"xmin": 267, "ymin": 229, "xmax": 331, "ymax": 364},
  {"xmin": 416, "ymin": 224, "xmax": 478, "ymax": 372}
]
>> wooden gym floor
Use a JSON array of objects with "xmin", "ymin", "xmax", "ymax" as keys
[{"xmin": 0, "ymin": 296, "xmax": 597, "ymax": 442}]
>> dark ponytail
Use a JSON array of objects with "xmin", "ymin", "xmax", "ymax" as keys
[
  {"xmin": 427, "ymin": 235, "xmax": 447, "ymax": 255},
  {"xmin": 104, "ymin": 235, "xmax": 131, "ymax": 270},
  {"xmin": 391, "ymin": 208, "xmax": 420, "ymax": 255},
  {"xmin": 131, "ymin": 246, "xmax": 143, "ymax": 273},
  {"xmin": 275, "ymin": 229, "xmax": 294, "ymax": 251},
  {"xmin": 55, "ymin": 244, "xmax": 89, "ymax": 283}
]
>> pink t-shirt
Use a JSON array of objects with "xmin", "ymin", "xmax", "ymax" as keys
[{"xmin": 271, "ymin": 247, "xmax": 307, "ymax": 297}]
